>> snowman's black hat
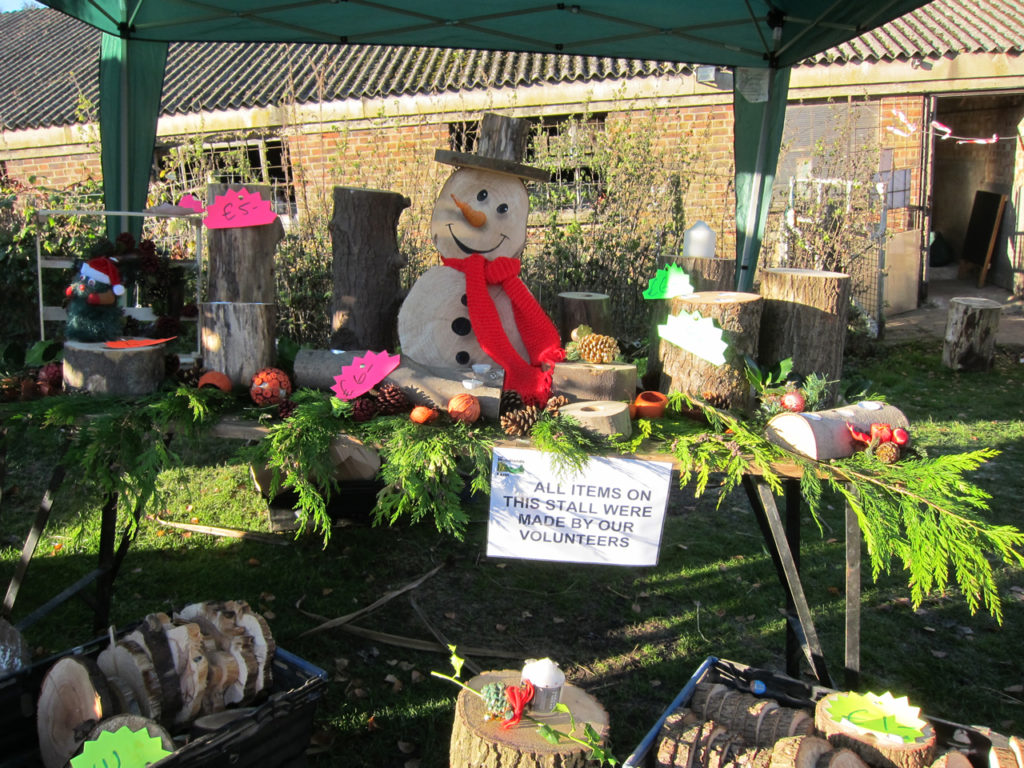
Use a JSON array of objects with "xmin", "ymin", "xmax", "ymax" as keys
[{"xmin": 434, "ymin": 112, "xmax": 550, "ymax": 183}]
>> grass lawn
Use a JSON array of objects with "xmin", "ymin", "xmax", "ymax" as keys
[{"xmin": 2, "ymin": 339, "xmax": 1023, "ymax": 767}]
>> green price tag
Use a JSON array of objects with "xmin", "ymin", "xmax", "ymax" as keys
[
  {"xmin": 827, "ymin": 692, "xmax": 927, "ymax": 744},
  {"xmin": 70, "ymin": 726, "xmax": 173, "ymax": 768},
  {"xmin": 642, "ymin": 264, "xmax": 694, "ymax": 300},
  {"xmin": 658, "ymin": 310, "xmax": 728, "ymax": 366}
]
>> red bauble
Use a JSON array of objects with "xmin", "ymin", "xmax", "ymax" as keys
[
  {"xmin": 250, "ymin": 367, "xmax": 292, "ymax": 406},
  {"xmin": 780, "ymin": 390, "xmax": 806, "ymax": 412}
]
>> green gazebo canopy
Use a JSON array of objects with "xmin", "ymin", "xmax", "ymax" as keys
[{"xmin": 39, "ymin": 0, "xmax": 931, "ymax": 289}]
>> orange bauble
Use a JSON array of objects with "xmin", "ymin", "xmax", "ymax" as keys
[
  {"xmin": 197, "ymin": 370, "xmax": 232, "ymax": 392},
  {"xmin": 410, "ymin": 405, "xmax": 439, "ymax": 424},
  {"xmin": 250, "ymin": 367, "xmax": 292, "ymax": 406},
  {"xmin": 447, "ymin": 393, "xmax": 481, "ymax": 423}
]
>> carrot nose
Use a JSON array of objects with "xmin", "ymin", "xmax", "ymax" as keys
[{"xmin": 451, "ymin": 194, "xmax": 487, "ymax": 228}]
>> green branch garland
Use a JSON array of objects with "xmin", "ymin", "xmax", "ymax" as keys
[{"xmin": 3, "ymin": 384, "xmax": 1022, "ymax": 621}]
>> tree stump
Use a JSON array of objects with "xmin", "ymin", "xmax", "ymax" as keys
[
  {"xmin": 758, "ymin": 268, "xmax": 850, "ymax": 403},
  {"xmin": 646, "ymin": 256, "xmax": 736, "ymax": 389},
  {"xmin": 63, "ymin": 341, "xmax": 167, "ymax": 396},
  {"xmin": 659, "ymin": 291, "xmax": 762, "ymax": 413},
  {"xmin": 200, "ymin": 302, "xmax": 275, "ymax": 386},
  {"xmin": 205, "ymin": 184, "xmax": 284, "ymax": 303},
  {"xmin": 559, "ymin": 401, "xmax": 632, "ymax": 438},
  {"xmin": 450, "ymin": 670, "xmax": 609, "ymax": 768},
  {"xmin": 558, "ymin": 292, "xmax": 611, "ymax": 342},
  {"xmin": 328, "ymin": 187, "xmax": 411, "ymax": 350},
  {"xmin": 942, "ymin": 297, "xmax": 1002, "ymax": 371}
]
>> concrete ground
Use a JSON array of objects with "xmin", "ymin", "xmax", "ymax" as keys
[{"xmin": 882, "ymin": 278, "xmax": 1024, "ymax": 347}]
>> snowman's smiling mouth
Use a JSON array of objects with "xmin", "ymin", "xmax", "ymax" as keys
[{"xmin": 448, "ymin": 225, "xmax": 508, "ymax": 255}]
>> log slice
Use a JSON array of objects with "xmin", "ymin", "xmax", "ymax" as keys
[
  {"xmin": 37, "ymin": 656, "xmax": 118, "ymax": 768},
  {"xmin": 450, "ymin": 669, "xmax": 609, "ymax": 768},
  {"xmin": 815, "ymin": 693, "xmax": 936, "ymax": 768}
]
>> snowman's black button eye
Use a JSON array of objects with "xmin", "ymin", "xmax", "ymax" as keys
[
  {"xmin": 476, "ymin": 190, "xmax": 488, "ymax": 202},
  {"xmin": 460, "ymin": 294, "xmax": 468, "ymax": 306},
  {"xmin": 497, "ymin": 203, "xmax": 509, "ymax": 214},
  {"xmin": 455, "ymin": 351, "xmax": 470, "ymax": 365},
  {"xmin": 451, "ymin": 317, "xmax": 472, "ymax": 336}
]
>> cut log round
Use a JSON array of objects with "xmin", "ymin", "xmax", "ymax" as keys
[
  {"xmin": 161, "ymin": 620, "xmax": 209, "ymax": 725},
  {"xmin": 659, "ymin": 291, "xmax": 763, "ymax": 413},
  {"xmin": 0, "ymin": 617, "xmax": 29, "ymax": 675},
  {"xmin": 942, "ymin": 297, "xmax": 1002, "ymax": 371},
  {"xmin": 815, "ymin": 693, "xmax": 936, "ymax": 768},
  {"xmin": 551, "ymin": 361, "xmax": 638, "ymax": 404},
  {"xmin": 770, "ymin": 735, "xmax": 833, "ymax": 768},
  {"xmin": 200, "ymin": 302, "xmax": 276, "ymax": 388},
  {"xmin": 930, "ymin": 751, "xmax": 974, "ymax": 768},
  {"xmin": 1010, "ymin": 736, "xmax": 1024, "ymax": 768},
  {"xmin": 450, "ymin": 669, "xmax": 609, "ymax": 768},
  {"xmin": 757, "ymin": 268, "xmax": 850, "ymax": 405},
  {"xmin": 133, "ymin": 614, "xmax": 184, "ymax": 728},
  {"xmin": 328, "ymin": 187, "xmax": 411, "ymax": 350},
  {"xmin": 690, "ymin": 682, "xmax": 730, "ymax": 721},
  {"xmin": 97, "ymin": 639, "xmax": 163, "ymax": 721},
  {"xmin": 759, "ymin": 707, "xmax": 814, "ymax": 744},
  {"xmin": 991, "ymin": 747, "xmax": 1020, "ymax": 768},
  {"xmin": 817, "ymin": 748, "xmax": 870, "ymax": 768},
  {"xmin": 559, "ymin": 401, "xmax": 632, "ymax": 438},
  {"xmin": 558, "ymin": 292, "xmax": 611, "ymax": 343},
  {"xmin": 205, "ymin": 183, "xmax": 283, "ymax": 303},
  {"xmin": 86, "ymin": 713, "xmax": 175, "ymax": 755},
  {"xmin": 37, "ymin": 656, "xmax": 118, "ymax": 768},
  {"xmin": 224, "ymin": 600, "xmax": 276, "ymax": 694}
]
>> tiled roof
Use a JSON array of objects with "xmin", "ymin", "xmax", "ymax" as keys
[{"xmin": 0, "ymin": 1, "xmax": 1021, "ymax": 132}]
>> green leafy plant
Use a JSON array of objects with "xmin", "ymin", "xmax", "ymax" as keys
[{"xmin": 431, "ymin": 647, "xmax": 619, "ymax": 765}]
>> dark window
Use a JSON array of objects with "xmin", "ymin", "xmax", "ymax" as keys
[{"xmin": 527, "ymin": 113, "xmax": 607, "ymax": 213}]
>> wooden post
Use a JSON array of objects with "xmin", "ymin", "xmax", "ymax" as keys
[
  {"xmin": 205, "ymin": 184, "xmax": 284, "ymax": 303},
  {"xmin": 449, "ymin": 670, "xmax": 609, "ymax": 768},
  {"xmin": 201, "ymin": 302, "xmax": 275, "ymax": 386},
  {"xmin": 328, "ymin": 187, "xmax": 411, "ymax": 350},
  {"xmin": 659, "ymin": 291, "xmax": 762, "ymax": 412},
  {"xmin": 942, "ymin": 296, "xmax": 1002, "ymax": 371},
  {"xmin": 758, "ymin": 268, "xmax": 851, "ymax": 402},
  {"xmin": 557, "ymin": 291, "xmax": 610, "ymax": 343},
  {"xmin": 646, "ymin": 256, "xmax": 735, "ymax": 389}
]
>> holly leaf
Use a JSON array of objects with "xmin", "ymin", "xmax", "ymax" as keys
[
  {"xmin": 642, "ymin": 264, "xmax": 693, "ymax": 300},
  {"xmin": 537, "ymin": 724, "xmax": 561, "ymax": 745},
  {"xmin": 658, "ymin": 310, "xmax": 728, "ymax": 365},
  {"xmin": 447, "ymin": 645, "xmax": 464, "ymax": 679}
]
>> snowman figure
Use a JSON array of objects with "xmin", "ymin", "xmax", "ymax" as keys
[{"xmin": 397, "ymin": 114, "xmax": 564, "ymax": 405}]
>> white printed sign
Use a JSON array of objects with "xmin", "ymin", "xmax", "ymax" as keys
[{"xmin": 487, "ymin": 446, "xmax": 673, "ymax": 567}]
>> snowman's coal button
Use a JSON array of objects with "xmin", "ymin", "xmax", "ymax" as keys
[
  {"xmin": 460, "ymin": 294, "xmax": 468, "ymax": 306},
  {"xmin": 455, "ymin": 351, "xmax": 470, "ymax": 366},
  {"xmin": 451, "ymin": 317, "xmax": 472, "ymax": 336}
]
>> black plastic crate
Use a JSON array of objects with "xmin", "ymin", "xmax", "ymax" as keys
[
  {"xmin": 624, "ymin": 657, "xmax": 1005, "ymax": 768},
  {"xmin": 0, "ymin": 641, "xmax": 326, "ymax": 768}
]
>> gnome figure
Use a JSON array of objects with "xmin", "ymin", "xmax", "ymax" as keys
[
  {"xmin": 64, "ymin": 256, "xmax": 125, "ymax": 342},
  {"xmin": 397, "ymin": 113, "xmax": 564, "ymax": 405}
]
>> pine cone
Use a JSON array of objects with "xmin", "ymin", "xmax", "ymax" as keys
[
  {"xmin": 500, "ymin": 405, "xmax": 541, "ymax": 437},
  {"xmin": 500, "ymin": 390, "xmax": 524, "ymax": 415},
  {"xmin": 177, "ymin": 361, "xmax": 206, "ymax": 387},
  {"xmin": 481, "ymin": 682, "xmax": 509, "ymax": 719},
  {"xmin": 701, "ymin": 390, "xmax": 731, "ymax": 410},
  {"xmin": 874, "ymin": 441, "xmax": 901, "ymax": 464},
  {"xmin": 576, "ymin": 333, "xmax": 619, "ymax": 364},
  {"xmin": 277, "ymin": 400, "xmax": 298, "ymax": 420},
  {"xmin": 375, "ymin": 382, "xmax": 410, "ymax": 415},
  {"xmin": 545, "ymin": 394, "xmax": 569, "ymax": 416},
  {"xmin": 352, "ymin": 396, "xmax": 378, "ymax": 423},
  {"xmin": 0, "ymin": 376, "xmax": 21, "ymax": 402}
]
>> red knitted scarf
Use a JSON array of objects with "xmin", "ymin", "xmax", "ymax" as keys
[{"xmin": 442, "ymin": 254, "xmax": 564, "ymax": 405}]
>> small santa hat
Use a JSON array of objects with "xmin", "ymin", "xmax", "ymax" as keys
[{"xmin": 80, "ymin": 257, "xmax": 124, "ymax": 296}]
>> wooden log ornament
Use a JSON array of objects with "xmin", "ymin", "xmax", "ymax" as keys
[
  {"xmin": 765, "ymin": 402, "xmax": 909, "ymax": 461},
  {"xmin": 328, "ymin": 187, "xmax": 411, "ymax": 351},
  {"xmin": 450, "ymin": 670, "xmax": 609, "ymax": 768},
  {"xmin": 814, "ymin": 692, "xmax": 936, "ymax": 768},
  {"xmin": 200, "ymin": 301, "xmax": 275, "ymax": 387},
  {"xmin": 205, "ymin": 184, "xmax": 283, "ymax": 304},
  {"xmin": 942, "ymin": 297, "xmax": 1002, "ymax": 371},
  {"xmin": 558, "ymin": 291, "xmax": 611, "ymax": 343},
  {"xmin": 62, "ymin": 340, "xmax": 167, "ymax": 396},
  {"xmin": 659, "ymin": 291, "xmax": 762, "ymax": 412}
]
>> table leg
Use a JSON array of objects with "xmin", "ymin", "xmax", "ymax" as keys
[
  {"xmin": 845, "ymin": 495, "xmax": 861, "ymax": 689},
  {"xmin": 743, "ymin": 475, "xmax": 833, "ymax": 687},
  {"xmin": 94, "ymin": 492, "xmax": 118, "ymax": 632}
]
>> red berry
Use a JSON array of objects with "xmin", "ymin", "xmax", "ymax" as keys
[
  {"xmin": 780, "ymin": 390, "xmax": 805, "ymax": 412},
  {"xmin": 892, "ymin": 427, "xmax": 910, "ymax": 446},
  {"xmin": 870, "ymin": 423, "xmax": 893, "ymax": 443}
]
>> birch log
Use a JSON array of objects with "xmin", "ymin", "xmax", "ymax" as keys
[
  {"xmin": 659, "ymin": 291, "xmax": 762, "ymax": 413},
  {"xmin": 765, "ymin": 402, "xmax": 909, "ymax": 460},
  {"xmin": 201, "ymin": 302, "xmax": 275, "ymax": 386},
  {"xmin": 558, "ymin": 291, "xmax": 611, "ymax": 342},
  {"xmin": 205, "ymin": 184, "xmax": 283, "ymax": 303},
  {"xmin": 942, "ymin": 297, "xmax": 1001, "ymax": 371}
]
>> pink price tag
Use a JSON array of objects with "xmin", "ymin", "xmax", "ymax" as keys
[
  {"xmin": 331, "ymin": 351, "xmax": 401, "ymax": 400},
  {"xmin": 204, "ymin": 187, "xmax": 278, "ymax": 229}
]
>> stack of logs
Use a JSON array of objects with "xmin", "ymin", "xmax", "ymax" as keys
[
  {"xmin": 36, "ymin": 600, "xmax": 275, "ymax": 768},
  {"xmin": 657, "ymin": 681, "xmax": 1022, "ymax": 768}
]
